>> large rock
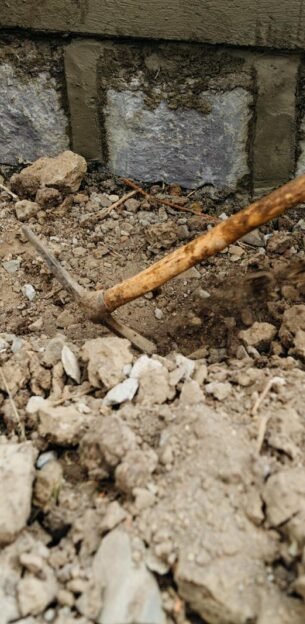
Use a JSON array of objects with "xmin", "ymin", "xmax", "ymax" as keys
[
  {"xmin": 0, "ymin": 63, "xmax": 68, "ymax": 165},
  {"xmin": 0, "ymin": 443, "xmax": 37, "ymax": 545},
  {"xmin": 10, "ymin": 150, "xmax": 87, "ymax": 196},
  {"xmin": 105, "ymin": 88, "xmax": 251, "ymax": 189},
  {"xmin": 93, "ymin": 529, "xmax": 165, "ymax": 624}
]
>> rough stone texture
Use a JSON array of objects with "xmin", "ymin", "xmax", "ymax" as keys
[
  {"xmin": 0, "ymin": 63, "xmax": 68, "ymax": 165},
  {"xmin": 252, "ymin": 55, "xmax": 299, "ymax": 191},
  {"xmin": 1, "ymin": 0, "xmax": 305, "ymax": 50},
  {"xmin": 0, "ymin": 442, "xmax": 37, "ymax": 545},
  {"xmin": 11, "ymin": 151, "xmax": 87, "ymax": 195},
  {"xmin": 105, "ymin": 88, "xmax": 251, "ymax": 189}
]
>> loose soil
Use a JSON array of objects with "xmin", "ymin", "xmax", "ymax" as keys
[{"xmin": 2, "ymin": 168, "xmax": 305, "ymax": 623}]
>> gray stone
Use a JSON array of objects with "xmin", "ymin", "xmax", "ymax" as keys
[
  {"xmin": 105, "ymin": 88, "xmax": 251, "ymax": 189},
  {"xmin": 2, "ymin": 260, "xmax": 21, "ymax": 273},
  {"xmin": 93, "ymin": 529, "xmax": 165, "ymax": 624},
  {"xmin": 0, "ymin": 63, "xmax": 68, "ymax": 165}
]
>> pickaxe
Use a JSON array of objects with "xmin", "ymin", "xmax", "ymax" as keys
[{"xmin": 22, "ymin": 175, "xmax": 305, "ymax": 353}]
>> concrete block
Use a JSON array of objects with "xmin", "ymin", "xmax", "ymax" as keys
[
  {"xmin": 65, "ymin": 41, "xmax": 252, "ymax": 190},
  {"xmin": 1, "ymin": 0, "xmax": 305, "ymax": 50},
  {"xmin": 105, "ymin": 88, "xmax": 251, "ymax": 189},
  {"xmin": 0, "ymin": 62, "xmax": 69, "ymax": 165}
]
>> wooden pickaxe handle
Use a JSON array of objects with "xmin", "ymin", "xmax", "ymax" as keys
[{"xmin": 101, "ymin": 174, "xmax": 305, "ymax": 312}]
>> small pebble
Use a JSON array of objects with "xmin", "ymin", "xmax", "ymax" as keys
[
  {"xmin": 154, "ymin": 308, "xmax": 163, "ymax": 320},
  {"xmin": 22, "ymin": 284, "xmax": 36, "ymax": 301}
]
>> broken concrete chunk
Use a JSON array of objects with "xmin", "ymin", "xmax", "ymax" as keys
[
  {"xmin": 179, "ymin": 380, "xmax": 205, "ymax": 404},
  {"xmin": 80, "ymin": 415, "xmax": 137, "ymax": 479},
  {"xmin": 17, "ymin": 569, "xmax": 58, "ymax": 617},
  {"xmin": 136, "ymin": 366, "xmax": 172, "ymax": 404},
  {"xmin": 0, "ymin": 442, "xmax": 37, "ymax": 545},
  {"xmin": 82, "ymin": 336, "xmax": 133, "ymax": 389},
  {"xmin": 14, "ymin": 200, "xmax": 39, "ymax": 221},
  {"xmin": 115, "ymin": 449, "xmax": 158, "ymax": 494},
  {"xmin": 37, "ymin": 404, "xmax": 94, "ymax": 446},
  {"xmin": 33, "ymin": 460, "xmax": 63, "ymax": 511},
  {"xmin": 93, "ymin": 529, "xmax": 165, "ymax": 624},
  {"xmin": 11, "ymin": 150, "xmax": 87, "ymax": 195},
  {"xmin": 263, "ymin": 467, "xmax": 305, "ymax": 528},
  {"xmin": 279, "ymin": 305, "xmax": 305, "ymax": 349},
  {"xmin": 239, "ymin": 322, "xmax": 277, "ymax": 351},
  {"xmin": 205, "ymin": 381, "xmax": 232, "ymax": 401},
  {"xmin": 42, "ymin": 335, "xmax": 66, "ymax": 367}
]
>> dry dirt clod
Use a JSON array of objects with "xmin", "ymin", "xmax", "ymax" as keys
[
  {"xmin": 239, "ymin": 321, "xmax": 277, "ymax": 351},
  {"xmin": 14, "ymin": 200, "xmax": 39, "ymax": 221},
  {"xmin": 81, "ymin": 337, "xmax": 133, "ymax": 389}
]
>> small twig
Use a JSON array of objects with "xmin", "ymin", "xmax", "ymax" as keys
[
  {"xmin": 0, "ymin": 183, "xmax": 18, "ymax": 200},
  {"xmin": 252, "ymin": 376, "xmax": 285, "ymax": 417},
  {"xmin": 97, "ymin": 189, "xmax": 137, "ymax": 220},
  {"xmin": 252, "ymin": 376, "xmax": 286, "ymax": 453},
  {"xmin": 0, "ymin": 368, "xmax": 25, "ymax": 440},
  {"xmin": 122, "ymin": 178, "xmax": 214, "ymax": 218},
  {"xmin": 79, "ymin": 189, "xmax": 138, "ymax": 226}
]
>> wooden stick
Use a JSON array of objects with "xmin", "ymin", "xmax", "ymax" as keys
[
  {"xmin": 122, "ymin": 178, "xmax": 214, "ymax": 217},
  {"xmin": 82, "ymin": 189, "xmax": 138, "ymax": 225},
  {"xmin": 0, "ymin": 183, "xmax": 18, "ymax": 200}
]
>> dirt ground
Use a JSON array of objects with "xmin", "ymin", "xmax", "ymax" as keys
[{"xmin": 2, "ymin": 158, "xmax": 305, "ymax": 623}]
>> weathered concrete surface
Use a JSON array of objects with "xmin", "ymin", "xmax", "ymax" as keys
[
  {"xmin": 105, "ymin": 88, "xmax": 251, "ymax": 189},
  {"xmin": 252, "ymin": 55, "xmax": 299, "ymax": 192},
  {"xmin": 1, "ymin": 0, "xmax": 305, "ymax": 50},
  {"xmin": 64, "ymin": 41, "xmax": 102, "ymax": 161},
  {"xmin": 0, "ymin": 63, "xmax": 69, "ymax": 165}
]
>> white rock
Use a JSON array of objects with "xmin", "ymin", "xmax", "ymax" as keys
[
  {"xmin": 26, "ymin": 396, "xmax": 49, "ymax": 415},
  {"xmin": 22, "ymin": 284, "xmax": 36, "ymax": 301},
  {"xmin": 104, "ymin": 378, "xmax": 138, "ymax": 406},
  {"xmin": 130, "ymin": 355, "xmax": 162, "ymax": 379},
  {"xmin": 154, "ymin": 308, "xmax": 163, "ymax": 320},
  {"xmin": 0, "ymin": 443, "xmax": 37, "ymax": 545},
  {"xmin": 93, "ymin": 529, "xmax": 165, "ymax": 624},
  {"xmin": 61, "ymin": 345, "xmax": 81, "ymax": 384}
]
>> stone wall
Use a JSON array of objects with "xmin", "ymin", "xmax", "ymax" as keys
[{"xmin": 0, "ymin": 3, "xmax": 305, "ymax": 194}]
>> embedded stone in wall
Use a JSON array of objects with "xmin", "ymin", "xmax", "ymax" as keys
[
  {"xmin": 0, "ymin": 63, "xmax": 69, "ymax": 165},
  {"xmin": 104, "ymin": 88, "xmax": 251, "ymax": 189}
]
